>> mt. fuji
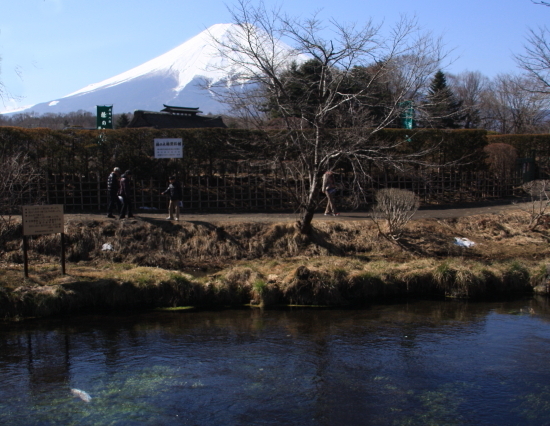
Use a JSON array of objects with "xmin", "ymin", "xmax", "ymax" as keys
[{"xmin": 11, "ymin": 24, "xmax": 303, "ymax": 116}]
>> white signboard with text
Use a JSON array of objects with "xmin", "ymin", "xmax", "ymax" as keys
[
  {"xmin": 22, "ymin": 205, "xmax": 64, "ymax": 236},
  {"xmin": 154, "ymin": 138, "xmax": 183, "ymax": 159}
]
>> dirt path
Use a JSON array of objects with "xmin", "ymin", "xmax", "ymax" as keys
[{"xmin": 66, "ymin": 200, "xmax": 531, "ymax": 224}]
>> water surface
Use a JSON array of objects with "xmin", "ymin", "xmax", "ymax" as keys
[{"xmin": 1, "ymin": 298, "xmax": 550, "ymax": 425}]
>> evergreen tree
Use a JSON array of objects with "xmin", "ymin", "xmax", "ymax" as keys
[
  {"xmin": 425, "ymin": 70, "xmax": 462, "ymax": 128},
  {"xmin": 265, "ymin": 59, "xmax": 395, "ymax": 128},
  {"xmin": 115, "ymin": 113, "xmax": 130, "ymax": 129}
]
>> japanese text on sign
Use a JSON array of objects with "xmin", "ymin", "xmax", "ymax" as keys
[
  {"xmin": 154, "ymin": 138, "xmax": 183, "ymax": 159},
  {"xmin": 96, "ymin": 105, "xmax": 113, "ymax": 129},
  {"xmin": 22, "ymin": 205, "xmax": 64, "ymax": 236}
]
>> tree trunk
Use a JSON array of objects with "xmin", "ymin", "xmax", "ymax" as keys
[
  {"xmin": 298, "ymin": 205, "xmax": 316, "ymax": 234},
  {"xmin": 297, "ymin": 179, "xmax": 322, "ymax": 234}
]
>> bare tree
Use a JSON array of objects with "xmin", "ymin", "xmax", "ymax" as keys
[
  {"xmin": 0, "ymin": 55, "xmax": 23, "ymax": 112},
  {"xmin": 0, "ymin": 57, "xmax": 5, "ymax": 103},
  {"xmin": 448, "ymin": 71, "xmax": 489, "ymax": 129},
  {"xmin": 515, "ymin": 26, "xmax": 550, "ymax": 94},
  {"xmin": 480, "ymin": 73, "xmax": 550, "ymax": 133},
  {"xmin": 0, "ymin": 153, "xmax": 43, "ymax": 245},
  {"xmin": 210, "ymin": 0, "xmax": 446, "ymax": 233},
  {"xmin": 2, "ymin": 110, "xmax": 98, "ymax": 129}
]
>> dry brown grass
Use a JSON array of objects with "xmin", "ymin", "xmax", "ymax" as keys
[
  {"xmin": 2, "ymin": 211, "xmax": 548, "ymax": 266},
  {"xmin": 1, "ymin": 209, "xmax": 549, "ymax": 320}
]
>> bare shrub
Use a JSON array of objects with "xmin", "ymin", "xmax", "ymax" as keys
[
  {"xmin": 518, "ymin": 179, "xmax": 550, "ymax": 230},
  {"xmin": 371, "ymin": 188, "xmax": 420, "ymax": 239},
  {"xmin": 0, "ymin": 153, "xmax": 43, "ymax": 246}
]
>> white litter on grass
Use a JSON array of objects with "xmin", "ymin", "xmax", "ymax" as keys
[
  {"xmin": 101, "ymin": 243, "xmax": 114, "ymax": 251},
  {"xmin": 454, "ymin": 237, "xmax": 475, "ymax": 248},
  {"xmin": 71, "ymin": 388, "xmax": 92, "ymax": 402}
]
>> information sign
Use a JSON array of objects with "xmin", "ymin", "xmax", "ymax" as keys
[
  {"xmin": 22, "ymin": 205, "xmax": 64, "ymax": 236},
  {"xmin": 154, "ymin": 138, "xmax": 183, "ymax": 159}
]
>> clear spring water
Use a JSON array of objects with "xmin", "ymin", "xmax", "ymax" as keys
[{"xmin": 1, "ymin": 298, "xmax": 550, "ymax": 426}]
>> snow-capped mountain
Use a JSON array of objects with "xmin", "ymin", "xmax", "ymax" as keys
[{"xmin": 9, "ymin": 23, "xmax": 306, "ymax": 116}]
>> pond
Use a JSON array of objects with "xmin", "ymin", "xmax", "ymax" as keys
[{"xmin": 1, "ymin": 298, "xmax": 550, "ymax": 426}]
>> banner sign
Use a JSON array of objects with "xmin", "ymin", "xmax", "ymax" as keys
[
  {"xmin": 97, "ymin": 105, "xmax": 113, "ymax": 129},
  {"xmin": 399, "ymin": 100, "xmax": 414, "ymax": 130},
  {"xmin": 154, "ymin": 138, "xmax": 183, "ymax": 159},
  {"xmin": 22, "ymin": 205, "xmax": 64, "ymax": 236}
]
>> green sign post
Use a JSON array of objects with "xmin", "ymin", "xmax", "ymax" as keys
[
  {"xmin": 399, "ymin": 101, "xmax": 414, "ymax": 130},
  {"xmin": 97, "ymin": 105, "xmax": 113, "ymax": 129}
]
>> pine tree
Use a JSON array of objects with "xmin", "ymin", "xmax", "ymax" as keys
[
  {"xmin": 115, "ymin": 113, "xmax": 130, "ymax": 129},
  {"xmin": 425, "ymin": 70, "xmax": 462, "ymax": 128}
]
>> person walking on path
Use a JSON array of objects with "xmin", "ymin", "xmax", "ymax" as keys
[
  {"xmin": 322, "ymin": 170, "xmax": 339, "ymax": 216},
  {"xmin": 162, "ymin": 176, "xmax": 183, "ymax": 220},
  {"xmin": 118, "ymin": 170, "xmax": 134, "ymax": 219},
  {"xmin": 106, "ymin": 167, "xmax": 121, "ymax": 218}
]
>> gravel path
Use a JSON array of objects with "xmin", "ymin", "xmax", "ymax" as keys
[{"xmin": 66, "ymin": 200, "xmax": 531, "ymax": 224}]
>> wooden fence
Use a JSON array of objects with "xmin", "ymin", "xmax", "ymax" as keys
[{"xmin": 34, "ymin": 168, "xmax": 525, "ymax": 213}]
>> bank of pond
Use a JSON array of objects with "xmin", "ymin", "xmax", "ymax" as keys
[
  {"xmin": 2, "ymin": 212, "xmax": 550, "ymax": 321},
  {"xmin": 1, "ymin": 258, "xmax": 549, "ymax": 321}
]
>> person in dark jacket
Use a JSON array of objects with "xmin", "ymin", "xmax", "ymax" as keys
[
  {"xmin": 118, "ymin": 170, "xmax": 134, "ymax": 219},
  {"xmin": 162, "ymin": 176, "xmax": 183, "ymax": 220},
  {"xmin": 106, "ymin": 167, "xmax": 121, "ymax": 218}
]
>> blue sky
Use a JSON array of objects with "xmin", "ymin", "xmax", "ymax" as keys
[{"xmin": 0, "ymin": 0, "xmax": 548, "ymax": 113}]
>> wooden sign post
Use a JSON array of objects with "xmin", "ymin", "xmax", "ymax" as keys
[{"xmin": 22, "ymin": 205, "xmax": 65, "ymax": 278}]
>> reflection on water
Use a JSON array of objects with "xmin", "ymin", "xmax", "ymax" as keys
[{"xmin": 1, "ymin": 298, "xmax": 550, "ymax": 425}]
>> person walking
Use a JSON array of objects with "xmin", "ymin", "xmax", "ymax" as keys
[
  {"xmin": 106, "ymin": 167, "xmax": 121, "ymax": 218},
  {"xmin": 322, "ymin": 170, "xmax": 339, "ymax": 216},
  {"xmin": 162, "ymin": 176, "xmax": 183, "ymax": 220},
  {"xmin": 118, "ymin": 170, "xmax": 134, "ymax": 219}
]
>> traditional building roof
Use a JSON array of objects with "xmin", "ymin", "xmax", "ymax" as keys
[
  {"xmin": 128, "ymin": 105, "xmax": 226, "ymax": 129},
  {"xmin": 160, "ymin": 105, "xmax": 202, "ymax": 115}
]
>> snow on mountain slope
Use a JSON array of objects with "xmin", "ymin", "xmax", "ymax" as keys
[
  {"xmin": 65, "ymin": 23, "xmax": 241, "ymax": 98},
  {"xmin": 6, "ymin": 23, "xmax": 307, "ymax": 116}
]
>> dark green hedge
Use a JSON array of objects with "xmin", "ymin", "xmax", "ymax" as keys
[
  {"xmin": 0, "ymin": 126, "xmax": 489, "ymax": 180},
  {"xmin": 374, "ymin": 129, "xmax": 488, "ymax": 167}
]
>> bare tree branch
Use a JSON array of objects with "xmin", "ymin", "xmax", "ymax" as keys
[
  {"xmin": 515, "ymin": 26, "xmax": 550, "ymax": 94},
  {"xmin": 516, "ymin": 180, "xmax": 550, "ymax": 231},
  {"xmin": 209, "ymin": 0, "xmax": 449, "ymax": 233},
  {"xmin": 0, "ymin": 153, "xmax": 43, "ymax": 247}
]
